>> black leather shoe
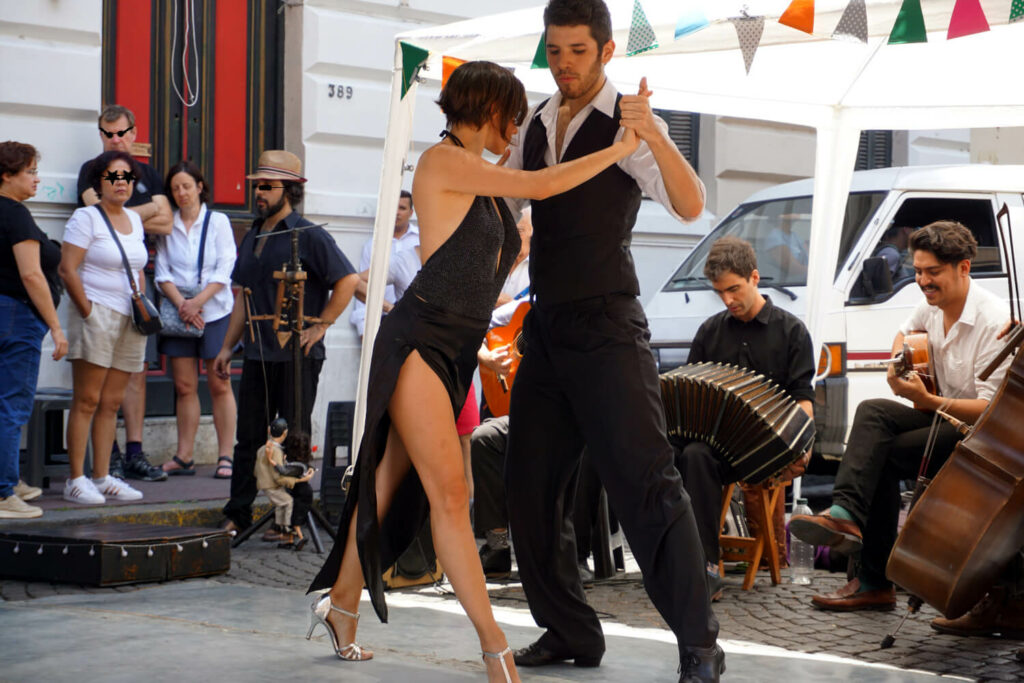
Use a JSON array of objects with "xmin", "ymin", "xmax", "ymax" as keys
[
  {"xmin": 678, "ymin": 644, "xmax": 725, "ymax": 682},
  {"xmin": 123, "ymin": 452, "xmax": 168, "ymax": 481},
  {"xmin": 513, "ymin": 640, "xmax": 602, "ymax": 668},
  {"xmin": 479, "ymin": 543, "xmax": 511, "ymax": 578}
]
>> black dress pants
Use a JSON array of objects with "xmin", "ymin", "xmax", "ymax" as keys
[
  {"xmin": 506, "ymin": 296, "xmax": 717, "ymax": 658},
  {"xmin": 832, "ymin": 398, "xmax": 959, "ymax": 588},
  {"xmin": 674, "ymin": 440, "xmax": 729, "ymax": 566},
  {"xmin": 472, "ymin": 416, "xmax": 510, "ymax": 535},
  {"xmin": 223, "ymin": 358, "xmax": 323, "ymax": 529}
]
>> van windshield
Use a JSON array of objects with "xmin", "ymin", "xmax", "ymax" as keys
[{"xmin": 663, "ymin": 191, "xmax": 886, "ymax": 292}]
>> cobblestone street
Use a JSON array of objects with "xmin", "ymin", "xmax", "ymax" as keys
[{"xmin": 5, "ymin": 535, "xmax": 1022, "ymax": 681}]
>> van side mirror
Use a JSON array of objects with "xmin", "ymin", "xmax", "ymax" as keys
[{"xmin": 851, "ymin": 256, "xmax": 894, "ymax": 300}]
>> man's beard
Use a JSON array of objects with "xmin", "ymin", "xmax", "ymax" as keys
[
  {"xmin": 257, "ymin": 195, "xmax": 288, "ymax": 219},
  {"xmin": 554, "ymin": 56, "xmax": 603, "ymax": 101}
]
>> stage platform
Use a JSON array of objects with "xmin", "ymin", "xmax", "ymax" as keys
[{"xmin": 0, "ymin": 581, "xmax": 961, "ymax": 682}]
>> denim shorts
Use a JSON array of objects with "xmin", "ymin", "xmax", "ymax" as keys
[{"xmin": 66, "ymin": 302, "xmax": 146, "ymax": 373}]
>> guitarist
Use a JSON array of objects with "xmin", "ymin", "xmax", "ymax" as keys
[
  {"xmin": 791, "ymin": 221, "xmax": 1011, "ymax": 612},
  {"xmin": 674, "ymin": 236, "xmax": 815, "ymax": 602}
]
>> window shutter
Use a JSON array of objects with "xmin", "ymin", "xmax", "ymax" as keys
[
  {"xmin": 856, "ymin": 130, "xmax": 893, "ymax": 170},
  {"xmin": 652, "ymin": 109, "xmax": 700, "ymax": 172}
]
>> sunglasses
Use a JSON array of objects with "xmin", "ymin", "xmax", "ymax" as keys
[
  {"xmin": 253, "ymin": 184, "xmax": 284, "ymax": 192},
  {"xmin": 99, "ymin": 125, "xmax": 135, "ymax": 139},
  {"xmin": 103, "ymin": 170, "xmax": 136, "ymax": 183}
]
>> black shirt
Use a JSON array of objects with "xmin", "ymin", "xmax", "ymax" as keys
[
  {"xmin": 232, "ymin": 211, "xmax": 355, "ymax": 362},
  {"xmin": 76, "ymin": 158, "xmax": 165, "ymax": 208},
  {"xmin": 0, "ymin": 196, "xmax": 62, "ymax": 320},
  {"xmin": 688, "ymin": 295, "xmax": 815, "ymax": 403}
]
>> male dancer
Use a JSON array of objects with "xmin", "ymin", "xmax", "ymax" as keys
[{"xmin": 503, "ymin": 2, "xmax": 722, "ymax": 681}]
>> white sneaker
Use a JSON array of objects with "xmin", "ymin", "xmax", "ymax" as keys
[
  {"xmin": 0, "ymin": 494, "xmax": 43, "ymax": 519},
  {"xmin": 63, "ymin": 476, "xmax": 106, "ymax": 505},
  {"xmin": 93, "ymin": 475, "xmax": 143, "ymax": 501},
  {"xmin": 14, "ymin": 479, "xmax": 42, "ymax": 501}
]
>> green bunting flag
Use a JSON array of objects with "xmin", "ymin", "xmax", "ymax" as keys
[
  {"xmin": 400, "ymin": 42, "xmax": 430, "ymax": 98},
  {"xmin": 1012, "ymin": 0, "xmax": 1024, "ymax": 22},
  {"xmin": 888, "ymin": 0, "xmax": 927, "ymax": 44},
  {"xmin": 531, "ymin": 31, "xmax": 548, "ymax": 69},
  {"xmin": 627, "ymin": 0, "xmax": 659, "ymax": 56}
]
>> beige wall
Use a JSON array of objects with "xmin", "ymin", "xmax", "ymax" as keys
[{"xmin": 971, "ymin": 128, "xmax": 1024, "ymax": 164}]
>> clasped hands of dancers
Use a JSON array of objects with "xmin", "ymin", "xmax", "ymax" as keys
[{"xmin": 304, "ymin": 2, "xmax": 723, "ymax": 681}]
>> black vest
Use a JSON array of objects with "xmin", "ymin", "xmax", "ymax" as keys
[{"xmin": 522, "ymin": 97, "xmax": 642, "ymax": 305}]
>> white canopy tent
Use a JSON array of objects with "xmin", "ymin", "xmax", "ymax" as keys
[{"xmin": 353, "ymin": 0, "xmax": 1024, "ymax": 451}]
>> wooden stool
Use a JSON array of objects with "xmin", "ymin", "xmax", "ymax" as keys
[{"xmin": 718, "ymin": 480, "xmax": 789, "ymax": 590}]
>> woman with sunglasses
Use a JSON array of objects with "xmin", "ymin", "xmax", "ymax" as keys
[
  {"xmin": 58, "ymin": 150, "xmax": 149, "ymax": 505},
  {"xmin": 306, "ymin": 61, "xmax": 639, "ymax": 682},
  {"xmin": 0, "ymin": 141, "xmax": 67, "ymax": 519},
  {"xmin": 155, "ymin": 162, "xmax": 237, "ymax": 478}
]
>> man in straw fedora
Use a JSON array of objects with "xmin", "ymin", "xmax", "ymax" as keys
[{"xmin": 213, "ymin": 149, "xmax": 358, "ymax": 533}]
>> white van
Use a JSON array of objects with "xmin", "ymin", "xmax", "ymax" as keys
[{"xmin": 644, "ymin": 165, "xmax": 1024, "ymax": 459}]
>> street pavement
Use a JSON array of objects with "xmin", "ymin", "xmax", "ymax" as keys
[{"xmin": 2, "ymin": 470, "xmax": 1022, "ymax": 681}]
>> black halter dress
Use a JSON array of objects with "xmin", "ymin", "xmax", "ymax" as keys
[{"xmin": 308, "ymin": 133, "xmax": 521, "ymax": 623}]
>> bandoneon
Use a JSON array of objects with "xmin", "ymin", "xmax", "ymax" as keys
[{"xmin": 660, "ymin": 363, "xmax": 815, "ymax": 484}]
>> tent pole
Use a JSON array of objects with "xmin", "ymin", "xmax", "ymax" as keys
[{"xmin": 351, "ymin": 40, "xmax": 418, "ymax": 460}]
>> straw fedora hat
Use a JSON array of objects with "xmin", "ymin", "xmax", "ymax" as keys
[{"xmin": 246, "ymin": 150, "xmax": 307, "ymax": 183}]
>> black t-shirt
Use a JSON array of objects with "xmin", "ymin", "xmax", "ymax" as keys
[
  {"xmin": 232, "ymin": 211, "xmax": 356, "ymax": 362},
  {"xmin": 0, "ymin": 196, "xmax": 62, "ymax": 319},
  {"xmin": 688, "ymin": 295, "xmax": 816, "ymax": 404},
  {"xmin": 76, "ymin": 158, "xmax": 165, "ymax": 208}
]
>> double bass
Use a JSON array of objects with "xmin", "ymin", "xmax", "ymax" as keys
[{"xmin": 886, "ymin": 333, "xmax": 1024, "ymax": 621}]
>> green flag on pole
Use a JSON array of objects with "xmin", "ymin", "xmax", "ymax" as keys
[
  {"xmin": 531, "ymin": 31, "xmax": 548, "ymax": 69},
  {"xmin": 401, "ymin": 42, "xmax": 430, "ymax": 98},
  {"xmin": 888, "ymin": 0, "xmax": 928, "ymax": 44}
]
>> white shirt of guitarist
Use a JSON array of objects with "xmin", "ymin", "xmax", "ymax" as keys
[{"xmin": 899, "ymin": 278, "xmax": 1010, "ymax": 401}]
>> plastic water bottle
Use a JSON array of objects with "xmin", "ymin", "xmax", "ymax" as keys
[{"xmin": 789, "ymin": 498, "xmax": 815, "ymax": 585}]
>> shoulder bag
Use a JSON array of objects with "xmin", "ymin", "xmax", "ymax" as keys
[
  {"xmin": 96, "ymin": 205, "xmax": 163, "ymax": 336},
  {"xmin": 158, "ymin": 209, "xmax": 212, "ymax": 338}
]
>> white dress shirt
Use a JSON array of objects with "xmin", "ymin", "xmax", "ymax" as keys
[
  {"xmin": 154, "ymin": 203, "xmax": 237, "ymax": 322},
  {"xmin": 350, "ymin": 224, "xmax": 420, "ymax": 336},
  {"xmin": 504, "ymin": 77, "xmax": 705, "ymax": 222},
  {"xmin": 62, "ymin": 206, "xmax": 148, "ymax": 317},
  {"xmin": 899, "ymin": 279, "xmax": 1010, "ymax": 401}
]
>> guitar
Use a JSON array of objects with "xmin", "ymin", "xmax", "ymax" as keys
[
  {"xmin": 479, "ymin": 302, "xmax": 530, "ymax": 417},
  {"xmin": 852, "ymin": 331, "xmax": 938, "ymax": 409}
]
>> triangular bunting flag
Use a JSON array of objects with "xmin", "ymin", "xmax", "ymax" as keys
[
  {"xmin": 779, "ymin": 0, "xmax": 815, "ymax": 35},
  {"xmin": 888, "ymin": 0, "xmax": 927, "ymax": 44},
  {"xmin": 441, "ymin": 56, "xmax": 466, "ymax": 88},
  {"xmin": 730, "ymin": 16, "xmax": 765, "ymax": 74},
  {"xmin": 947, "ymin": 0, "xmax": 989, "ymax": 39},
  {"xmin": 832, "ymin": 0, "xmax": 868, "ymax": 43},
  {"xmin": 531, "ymin": 31, "xmax": 548, "ymax": 69},
  {"xmin": 675, "ymin": 7, "xmax": 710, "ymax": 39},
  {"xmin": 400, "ymin": 42, "xmax": 430, "ymax": 98},
  {"xmin": 627, "ymin": 0, "xmax": 659, "ymax": 56},
  {"xmin": 1012, "ymin": 0, "xmax": 1024, "ymax": 22}
]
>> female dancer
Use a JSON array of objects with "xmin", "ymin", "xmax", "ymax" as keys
[{"xmin": 307, "ymin": 61, "xmax": 639, "ymax": 682}]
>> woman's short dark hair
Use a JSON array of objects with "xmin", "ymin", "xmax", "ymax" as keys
[
  {"xmin": 283, "ymin": 181, "xmax": 304, "ymax": 208},
  {"xmin": 909, "ymin": 220, "xmax": 977, "ymax": 265},
  {"xmin": 704, "ymin": 236, "xmax": 758, "ymax": 281},
  {"xmin": 0, "ymin": 141, "xmax": 38, "ymax": 180},
  {"xmin": 89, "ymin": 150, "xmax": 140, "ymax": 196},
  {"xmin": 436, "ymin": 61, "xmax": 528, "ymax": 137},
  {"xmin": 165, "ymin": 161, "xmax": 210, "ymax": 207},
  {"xmin": 285, "ymin": 430, "xmax": 312, "ymax": 465},
  {"xmin": 544, "ymin": 0, "xmax": 613, "ymax": 48}
]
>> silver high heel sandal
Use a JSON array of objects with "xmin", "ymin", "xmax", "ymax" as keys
[
  {"xmin": 306, "ymin": 594, "xmax": 373, "ymax": 661},
  {"xmin": 481, "ymin": 646, "xmax": 513, "ymax": 683}
]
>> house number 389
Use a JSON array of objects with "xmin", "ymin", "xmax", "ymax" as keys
[{"xmin": 328, "ymin": 84, "xmax": 354, "ymax": 99}]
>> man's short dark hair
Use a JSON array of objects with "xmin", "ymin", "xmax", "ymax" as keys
[
  {"xmin": 400, "ymin": 189, "xmax": 412, "ymax": 209},
  {"xmin": 165, "ymin": 161, "xmax": 210, "ymax": 207},
  {"xmin": 89, "ymin": 150, "xmax": 141, "ymax": 195},
  {"xmin": 99, "ymin": 104, "xmax": 135, "ymax": 128},
  {"xmin": 704, "ymin": 236, "xmax": 758, "ymax": 281},
  {"xmin": 0, "ymin": 141, "xmax": 38, "ymax": 179},
  {"xmin": 908, "ymin": 220, "xmax": 977, "ymax": 265},
  {"xmin": 283, "ymin": 180, "xmax": 303, "ymax": 208},
  {"xmin": 544, "ymin": 0, "xmax": 613, "ymax": 47},
  {"xmin": 436, "ymin": 61, "xmax": 527, "ymax": 137}
]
